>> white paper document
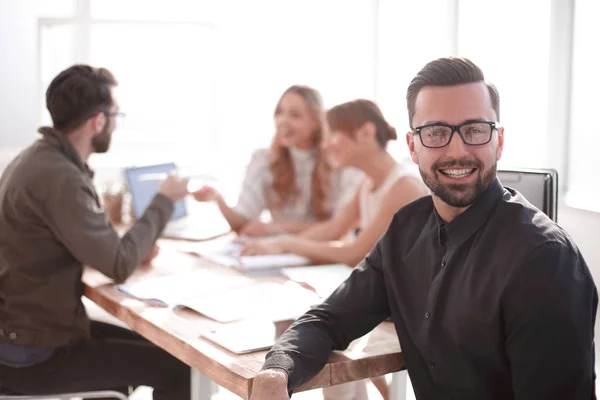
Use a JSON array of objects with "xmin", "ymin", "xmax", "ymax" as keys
[
  {"xmin": 117, "ymin": 269, "xmax": 320, "ymax": 323},
  {"xmin": 281, "ymin": 263, "xmax": 354, "ymax": 298},
  {"xmin": 117, "ymin": 269, "xmax": 253, "ymax": 307},
  {"xmin": 179, "ymin": 281, "xmax": 321, "ymax": 323},
  {"xmin": 187, "ymin": 239, "xmax": 311, "ymax": 271}
]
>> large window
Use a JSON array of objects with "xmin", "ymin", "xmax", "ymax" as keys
[
  {"xmin": 39, "ymin": 0, "xmax": 218, "ymax": 174},
  {"xmin": 37, "ymin": 0, "xmax": 597, "ymax": 213},
  {"xmin": 39, "ymin": 0, "xmax": 376, "ymax": 187},
  {"xmin": 377, "ymin": 0, "xmax": 596, "ymax": 213},
  {"xmin": 376, "ymin": 0, "xmax": 453, "ymax": 160},
  {"xmin": 457, "ymin": 0, "xmax": 551, "ymax": 170},
  {"xmin": 209, "ymin": 0, "xmax": 376, "ymax": 168},
  {"xmin": 567, "ymin": 0, "xmax": 599, "ymax": 212},
  {"xmin": 377, "ymin": 0, "xmax": 552, "ymax": 168}
]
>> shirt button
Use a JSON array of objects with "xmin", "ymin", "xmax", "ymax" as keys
[
  {"xmin": 441, "ymin": 259, "xmax": 446, "ymax": 268},
  {"xmin": 8, "ymin": 332, "xmax": 17, "ymax": 340},
  {"xmin": 425, "ymin": 312, "xmax": 431, "ymax": 319},
  {"xmin": 429, "ymin": 363, "xmax": 435, "ymax": 369}
]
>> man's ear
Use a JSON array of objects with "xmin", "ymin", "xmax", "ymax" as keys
[
  {"xmin": 407, "ymin": 131, "xmax": 418, "ymax": 164},
  {"xmin": 496, "ymin": 126, "xmax": 504, "ymax": 161},
  {"xmin": 90, "ymin": 112, "xmax": 106, "ymax": 133}
]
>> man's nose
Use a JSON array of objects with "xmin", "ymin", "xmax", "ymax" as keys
[{"xmin": 445, "ymin": 129, "xmax": 471, "ymax": 158}]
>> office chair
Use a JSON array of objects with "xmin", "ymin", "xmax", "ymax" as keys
[
  {"xmin": 0, "ymin": 389, "xmax": 128, "ymax": 399},
  {"xmin": 497, "ymin": 168, "xmax": 559, "ymax": 222}
]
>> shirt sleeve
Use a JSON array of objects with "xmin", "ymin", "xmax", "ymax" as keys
[
  {"xmin": 232, "ymin": 149, "xmax": 270, "ymax": 220},
  {"xmin": 503, "ymin": 241, "xmax": 598, "ymax": 400},
  {"xmin": 44, "ymin": 175, "xmax": 174, "ymax": 283},
  {"xmin": 262, "ymin": 237, "xmax": 391, "ymax": 392}
]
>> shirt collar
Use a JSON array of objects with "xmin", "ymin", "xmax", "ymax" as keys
[
  {"xmin": 38, "ymin": 126, "xmax": 95, "ymax": 178},
  {"xmin": 434, "ymin": 177, "xmax": 505, "ymax": 247}
]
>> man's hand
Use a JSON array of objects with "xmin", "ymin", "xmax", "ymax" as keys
[
  {"xmin": 241, "ymin": 238, "xmax": 285, "ymax": 256},
  {"xmin": 158, "ymin": 173, "xmax": 189, "ymax": 203},
  {"xmin": 141, "ymin": 245, "xmax": 160, "ymax": 266},
  {"xmin": 191, "ymin": 186, "xmax": 220, "ymax": 202},
  {"xmin": 250, "ymin": 369, "xmax": 290, "ymax": 400}
]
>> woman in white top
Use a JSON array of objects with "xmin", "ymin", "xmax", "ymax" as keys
[
  {"xmin": 192, "ymin": 85, "xmax": 359, "ymax": 237},
  {"xmin": 242, "ymin": 99, "xmax": 428, "ymax": 267}
]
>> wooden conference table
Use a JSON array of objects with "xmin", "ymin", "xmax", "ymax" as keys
[{"xmin": 82, "ymin": 239, "xmax": 407, "ymax": 400}]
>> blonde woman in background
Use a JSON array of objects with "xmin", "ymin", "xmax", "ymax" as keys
[{"xmin": 192, "ymin": 85, "xmax": 360, "ymax": 237}]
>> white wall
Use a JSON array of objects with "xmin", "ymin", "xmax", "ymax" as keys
[
  {"xmin": 559, "ymin": 205, "xmax": 600, "ymax": 282},
  {"xmin": 0, "ymin": 0, "xmax": 598, "ymax": 283}
]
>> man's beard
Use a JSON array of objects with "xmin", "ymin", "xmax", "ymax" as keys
[
  {"xmin": 419, "ymin": 158, "xmax": 496, "ymax": 208},
  {"xmin": 91, "ymin": 125, "xmax": 112, "ymax": 153}
]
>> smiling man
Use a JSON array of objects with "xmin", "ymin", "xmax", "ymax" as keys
[{"xmin": 249, "ymin": 57, "xmax": 598, "ymax": 400}]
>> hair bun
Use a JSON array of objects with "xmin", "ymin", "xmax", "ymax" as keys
[{"xmin": 388, "ymin": 125, "xmax": 398, "ymax": 141}]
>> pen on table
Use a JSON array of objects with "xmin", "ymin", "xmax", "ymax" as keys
[{"xmin": 143, "ymin": 298, "xmax": 170, "ymax": 307}]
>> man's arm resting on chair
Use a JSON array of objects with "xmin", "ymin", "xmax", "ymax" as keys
[{"xmin": 250, "ymin": 241, "xmax": 391, "ymax": 398}]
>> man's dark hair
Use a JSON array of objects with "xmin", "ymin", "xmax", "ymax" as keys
[
  {"xmin": 46, "ymin": 65, "xmax": 118, "ymax": 133},
  {"xmin": 406, "ymin": 57, "xmax": 500, "ymax": 128}
]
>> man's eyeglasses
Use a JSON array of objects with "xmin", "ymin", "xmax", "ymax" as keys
[{"xmin": 413, "ymin": 121, "xmax": 499, "ymax": 148}]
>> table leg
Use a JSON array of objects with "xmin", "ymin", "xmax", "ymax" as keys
[
  {"xmin": 389, "ymin": 370, "xmax": 407, "ymax": 400},
  {"xmin": 191, "ymin": 369, "xmax": 218, "ymax": 400}
]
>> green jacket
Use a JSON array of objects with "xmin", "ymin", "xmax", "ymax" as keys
[{"xmin": 0, "ymin": 127, "xmax": 173, "ymax": 348}]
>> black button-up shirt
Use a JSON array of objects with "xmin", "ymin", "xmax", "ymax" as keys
[{"xmin": 263, "ymin": 178, "xmax": 597, "ymax": 399}]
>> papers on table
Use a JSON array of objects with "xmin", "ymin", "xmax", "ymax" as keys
[
  {"xmin": 186, "ymin": 239, "xmax": 311, "ymax": 272},
  {"xmin": 117, "ymin": 270, "xmax": 320, "ymax": 323},
  {"xmin": 201, "ymin": 319, "xmax": 278, "ymax": 354},
  {"xmin": 118, "ymin": 240, "xmax": 354, "ymax": 323},
  {"xmin": 180, "ymin": 281, "xmax": 321, "ymax": 323},
  {"xmin": 117, "ymin": 269, "xmax": 253, "ymax": 307},
  {"xmin": 281, "ymin": 263, "xmax": 354, "ymax": 298}
]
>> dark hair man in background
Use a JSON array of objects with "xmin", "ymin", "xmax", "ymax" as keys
[{"xmin": 0, "ymin": 65, "xmax": 191, "ymax": 399}]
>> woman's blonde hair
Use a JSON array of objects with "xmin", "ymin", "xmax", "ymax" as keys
[{"xmin": 269, "ymin": 85, "xmax": 332, "ymax": 220}]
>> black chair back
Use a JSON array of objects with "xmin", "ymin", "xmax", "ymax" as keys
[{"xmin": 497, "ymin": 168, "xmax": 558, "ymax": 222}]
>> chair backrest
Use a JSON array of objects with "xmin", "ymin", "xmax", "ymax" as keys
[
  {"xmin": 0, "ymin": 390, "xmax": 128, "ymax": 399},
  {"xmin": 497, "ymin": 168, "xmax": 558, "ymax": 222}
]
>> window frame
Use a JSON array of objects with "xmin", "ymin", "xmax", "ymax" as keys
[{"xmin": 36, "ymin": 0, "xmax": 217, "ymax": 170}]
